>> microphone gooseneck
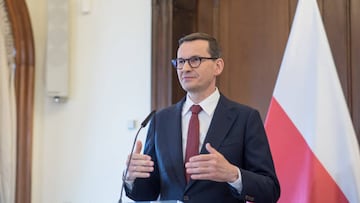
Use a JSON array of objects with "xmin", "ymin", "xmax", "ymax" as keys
[
  {"xmin": 141, "ymin": 110, "xmax": 156, "ymax": 127},
  {"xmin": 118, "ymin": 110, "xmax": 156, "ymax": 203}
]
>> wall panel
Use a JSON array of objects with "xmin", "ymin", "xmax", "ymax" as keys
[{"xmin": 152, "ymin": 0, "xmax": 360, "ymax": 144}]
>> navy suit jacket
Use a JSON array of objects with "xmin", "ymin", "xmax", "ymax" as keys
[{"xmin": 125, "ymin": 94, "xmax": 280, "ymax": 203}]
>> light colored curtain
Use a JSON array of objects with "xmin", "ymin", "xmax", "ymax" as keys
[{"xmin": 0, "ymin": 0, "xmax": 17, "ymax": 202}]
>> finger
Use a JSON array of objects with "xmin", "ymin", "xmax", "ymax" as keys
[
  {"xmin": 205, "ymin": 143, "xmax": 219, "ymax": 154},
  {"xmin": 128, "ymin": 163, "xmax": 154, "ymax": 178},
  {"xmin": 188, "ymin": 144, "xmax": 218, "ymax": 161},
  {"xmin": 127, "ymin": 154, "xmax": 152, "ymax": 167},
  {"xmin": 126, "ymin": 153, "xmax": 142, "ymax": 164},
  {"xmin": 127, "ymin": 169, "xmax": 152, "ymax": 180},
  {"xmin": 131, "ymin": 165, "xmax": 154, "ymax": 173},
  {"xmin": 134, "ymin": 140, "xmax": 143, "ymax": 154},
  {"xmin": 188, "ymin": 154, "xmax": 213, "ymax": 162},
  {"xmin": 128, "ymin": 171, "xmax": 152, "ymax": 179},
  {"xmin": 128, "ymin": 155, "xmax": 154, "ymax": 171},
  {"xmin": 130, "ymin": 153, "xmax": 152, "ymax": 161},
  {"xmin": 186, "ymin": 164, "xmax": 213, "ymax": 173},
  {"xmin": 186, "ymin": 156, "xmax": 215, "ymax": 171},
  {"xmin": 130, "ymin": 159, "xmax": 154, "ymax": 168}
]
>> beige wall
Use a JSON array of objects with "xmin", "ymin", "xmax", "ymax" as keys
[{"xmin": 27, "ymin": 0, "xmax": 151, "ymax": 202}]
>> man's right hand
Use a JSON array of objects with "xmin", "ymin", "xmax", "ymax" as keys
[{"xmin": 125, "ymin": 140, "xmax": 154, "ymax": 181}]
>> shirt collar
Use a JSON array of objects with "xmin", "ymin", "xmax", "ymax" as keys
[{"xmin": 182, "ymin": 88, "xmax": 220, "ymax": 116}]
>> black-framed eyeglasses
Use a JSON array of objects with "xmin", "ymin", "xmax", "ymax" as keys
[{"xmin": 171, "ymin": 56, "xmax": 218, "ymax": 70}]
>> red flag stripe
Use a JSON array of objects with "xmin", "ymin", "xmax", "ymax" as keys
[{"xmin": 265, "ymin": 98, "xmax": 348, "ymax": 203}]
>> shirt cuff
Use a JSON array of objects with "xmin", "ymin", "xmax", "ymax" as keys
[
  {"xmin": 124, "ymin": 179, "xmax": 134, "ymax": 190},
  {"xmin": 227, "ymin": 167, "xmax": 242, "ymax": 193},
  {"xmin": 123, "ymin": 169, "xmax": 134, "ymax": 190}
]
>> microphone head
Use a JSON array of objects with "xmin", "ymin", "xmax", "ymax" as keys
[{"xmin": 141, "ymin": 110, "xmax": 156, "ymax": 127}]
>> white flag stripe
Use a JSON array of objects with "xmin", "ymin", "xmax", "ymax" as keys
[{"xmin": 273, "ymin": 0, "xmax": 360, "ymax": 202}]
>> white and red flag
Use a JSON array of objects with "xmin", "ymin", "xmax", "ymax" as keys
[{"xmin": 265, "ymin": 0, "xmax": 360, "ymax": 202}]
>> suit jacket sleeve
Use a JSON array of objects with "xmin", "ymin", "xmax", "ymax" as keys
[
  {"xmin": 236, "ymin": 109, "xmax": 280, "ymax": 203},
  {"xmin": 124, "ymin": 117, "xmax": 161, "ymax": 201}
]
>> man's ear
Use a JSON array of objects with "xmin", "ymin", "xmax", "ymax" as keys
[{"xmin": 214, "ymin": 58, "xmax": 224, "ymax": 76}]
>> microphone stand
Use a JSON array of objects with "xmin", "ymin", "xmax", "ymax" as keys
[{"xmin": 118, "ymin": 110, "xmax": 156, "ymax": 203}]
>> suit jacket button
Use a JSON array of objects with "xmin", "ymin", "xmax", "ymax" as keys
[
  {"xmin": 245, "ymin": 195, "xmax": 255, "ymax": 202},
  {"xmin": 183, "ymin": 195, "xmax": 190, "ymax": 201}
]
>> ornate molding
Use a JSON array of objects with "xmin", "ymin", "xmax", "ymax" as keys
[{"xmin": 5, "ymin": 0, "xmax": 35, "ymax": 202}]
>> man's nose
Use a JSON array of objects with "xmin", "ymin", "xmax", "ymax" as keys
[{"xmin": 182, "ymin": 60, "xmax": 192, "ymax": 71}]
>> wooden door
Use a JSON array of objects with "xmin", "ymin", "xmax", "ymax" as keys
[{"xmin": 151, "ymin": 0, "xmax": 360, "ymax": 143}]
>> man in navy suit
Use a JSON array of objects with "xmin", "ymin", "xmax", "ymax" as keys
[{"xmin": 124, "ymin": 32, "xmax": 280, "ymax": 203}]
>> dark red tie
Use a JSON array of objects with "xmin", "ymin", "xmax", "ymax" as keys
[{"xmin": 185, "ymin": 105, "xmax": 202, "ymax": 183}]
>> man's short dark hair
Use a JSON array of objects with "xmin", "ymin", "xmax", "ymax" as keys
[{"xmin": 178, "ymin": 32, "xmax": 222, "ymax": 58}]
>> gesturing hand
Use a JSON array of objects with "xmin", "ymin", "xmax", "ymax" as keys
[
  {"xmin": 185, "ymin": 143, "xmax": 239, "ymax": 182},
  {"xmin": 125, "ymin": 140, "xmax": 154, "ymax": 181}
]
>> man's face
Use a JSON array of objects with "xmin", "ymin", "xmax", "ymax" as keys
[{"xmin": 176, "ymin": 40, "xmax": 222, "ymax": 95}]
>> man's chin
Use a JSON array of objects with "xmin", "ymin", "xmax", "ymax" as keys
[
  {"xmin": 182, "ymin": 86, "xmax": 201, "ymax": 94},
  {"xmin": 181, "ymin": 85, "xmax": 194, "ymax": 92}
]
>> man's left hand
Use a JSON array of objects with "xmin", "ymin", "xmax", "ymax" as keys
[{"xmin": 185, "ymin": 143, "xmax": 239, "ymax": 183}]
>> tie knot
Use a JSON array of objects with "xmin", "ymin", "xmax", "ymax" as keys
[{"xmin": 190, "ymin": 105, "xmax": 202, "ymax": 114}]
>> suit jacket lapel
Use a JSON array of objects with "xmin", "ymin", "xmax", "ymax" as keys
[
  {"xmin": 201, "ymin": 95, "xmax": 237, "ymax": 153},
  {"xmin": 166, "ymin": 99, "xmax": 187, "ymax": 188}
]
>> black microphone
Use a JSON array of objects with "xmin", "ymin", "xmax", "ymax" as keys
[{"xmin": 118, "ymin": 110, "xmax": 156, "ymax": 203}]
